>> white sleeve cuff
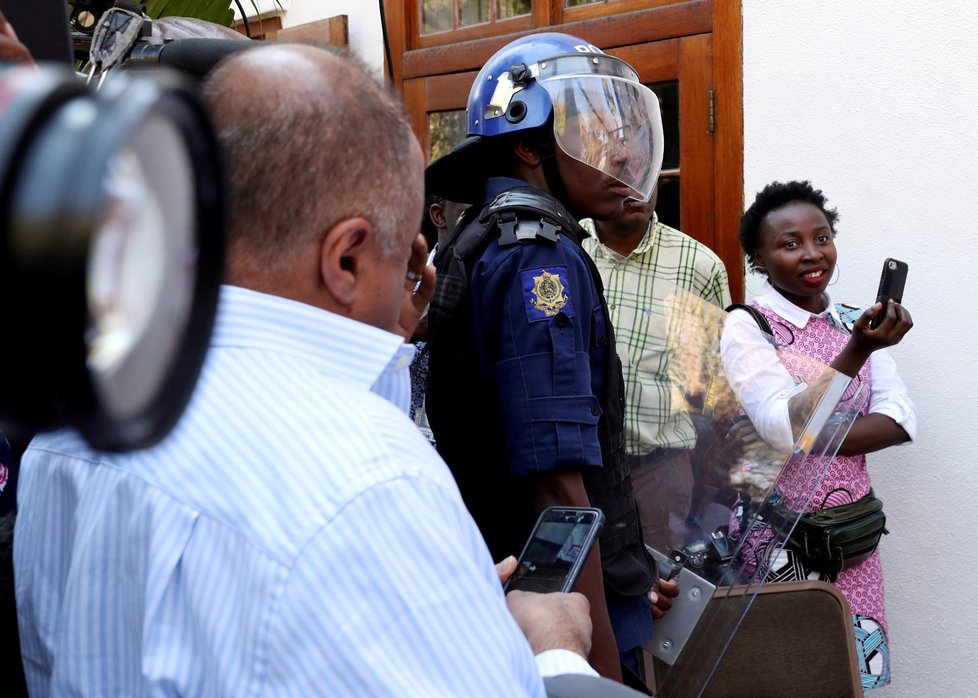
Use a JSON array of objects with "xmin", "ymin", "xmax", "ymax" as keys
[
  {"xmin": 868, "ymin": 348, "xmax": 917, "ymax": 442},
  {"xmin": 534, "ymin": 649, "xmax": 598, "ymax": 678},
  {"xmin": 870, "ymin": 398, "xmax": 917, "ymax": 443}
]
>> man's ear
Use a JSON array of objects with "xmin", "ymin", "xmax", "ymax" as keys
[
  {"xmin": 319, "ymin": 217, "xmax": 372, "ymax": 308},
  {"xmin": 513, "ymin": 139, "xmax": 542, "ymax": 167},
  {"xmin": 428, "ymin": 202, "xmax": 446, "ymax": 230}
]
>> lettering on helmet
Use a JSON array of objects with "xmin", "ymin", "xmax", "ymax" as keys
[{"xmin": 573, "ymin": 44, "xmax": 604, "ymax": 55}]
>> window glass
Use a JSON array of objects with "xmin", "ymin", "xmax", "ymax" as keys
[
  {"xmin": 459, "ymin": 0, "xmax": 490, "ymax": 27},
  {"xmin": 428, "ymin": 110, "xmax": 467, "ymax": 161},
  {"xmin": 496, "ymin": 0, "xmax": 530, "ymax": 19},
  {"xmin": 498, "ymin": 0, "xmax": 531, "ymax": 19},
  {"xmin": 655, "ymin": 177, "xmax": 680, "ymax": 230},
  {"xmin": 421, "ymin": 0, "xmax": 453, "ymax": 34},
  {"xmin": 423, "ymin": 0, "xmax": 530, "ymax": 34},
  {"xmin": 649, "ymin": 80, "xmax": 679, "ymax": 170},
  {"xmin": 565, "ymin": 0, "xmax": 604, "ymax": 6}
]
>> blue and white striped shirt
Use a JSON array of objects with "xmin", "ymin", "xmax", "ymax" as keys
[{"xmin": 14, "ymin": 285, "xmax": 563, "ymax": 696}]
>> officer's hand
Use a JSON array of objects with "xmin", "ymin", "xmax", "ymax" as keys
[
  {"xmin": 506, "ymin": 589, "xmax": 592, "ymax": 660},
  {"xmin": 650, "ymin": 576, "xmax": 679, "ymax": 620},
  {"xmin": 0, "ymin": 12, "xmax": 35, "ymax": 66},
  {"xmin": 395, "ymin": 233, "xmax": 435, "ymax": 342}
]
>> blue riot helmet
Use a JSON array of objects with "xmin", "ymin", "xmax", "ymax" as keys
[{"xmin": 425, "ymin": 32, "xmax": 664, "ymax": 206}]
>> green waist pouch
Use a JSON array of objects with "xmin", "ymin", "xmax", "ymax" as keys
[{"xmin": 779, "ymin": 490, "xmax": 888, "ymax": 582}]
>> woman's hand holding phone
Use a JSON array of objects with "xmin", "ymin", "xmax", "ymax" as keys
[
  {"xmin": 832, "ymin": 259, "xmax": 913, "ymax": 378},
  {"xmin": 869, "ymin": 258, "xmax": 908, "ymax": 329},
  {"xmin": 853, "ymin": 258, "xmax": 913, "ymax": 350},
  {"xmin": 852, "ymin": 301, "xmax": 914, "ymax": 353}
]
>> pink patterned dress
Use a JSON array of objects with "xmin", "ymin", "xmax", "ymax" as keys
[{"xmin": 749, "ymin": 303, "xmax": 889, "ymax": 690}]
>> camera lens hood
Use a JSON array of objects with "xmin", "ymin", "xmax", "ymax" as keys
[{"xmin": 0, "ymin": 65, "xmax": 225, "ymax": 451}]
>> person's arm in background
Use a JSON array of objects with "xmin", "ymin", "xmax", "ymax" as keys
[
  {"xmin": 701, "ymin": 253, "xmax": 732, "ymax": 310},
  {"xmin": 721, "ymin": 310, "xmax": 803, "ymax": 452},
  {"xmin": 834, "ymin": 306, "xmax": 915, "ymax": 455},
  {"xmin": 0, "ymin": 11, "xmax": 34, "ymax": 65},
  {"xmin": 722, "ymin": 301, "xmax": 913, "ymax": 454},
  {"xmin": 396, "ymin": 233, "xmax": 436, "ymax": 342},
  {"xmin": 528, "ymin": 469, "xmax": 621, "ymax": 682},
  {"xmin": 827, "ymin": 300, "xmax": 913, "ymax": 454},
  {"xmin": 837, "ymin": 413, "xmax": 907, "ymax": 455}
]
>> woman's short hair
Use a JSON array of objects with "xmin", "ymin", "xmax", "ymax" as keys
[{"xmin": 739, "ymin": 180, "xmax": 840, "ymax": 270}]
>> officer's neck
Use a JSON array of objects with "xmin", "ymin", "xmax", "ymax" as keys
[{"xmin": 510, "ymin": 159, "xmax": 550, "ymax": 193}]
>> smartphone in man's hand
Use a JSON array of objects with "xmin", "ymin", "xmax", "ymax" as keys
[{"xmin": 504, "ymin": 507, "xmax": 604, "ymax": 594}]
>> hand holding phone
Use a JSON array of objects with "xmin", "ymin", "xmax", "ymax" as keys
[
  {"xmin": 504, "ymin": 507, "xmax": 604, "ymax": 594},
  {"xmin": 870, "ymin": 258, "xmax": 908, "ymax": 329}
]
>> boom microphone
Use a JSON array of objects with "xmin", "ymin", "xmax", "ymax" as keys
[{"xmin": 126, "ymin": 38, "xmax": 255, "ymax": 79}]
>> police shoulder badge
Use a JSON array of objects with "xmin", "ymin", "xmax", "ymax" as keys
[
  {"xmin": 531, "ymin": 270, "xmax": 566, "ymax": 315},
  {"xmin": 521, "ymin": 266, "xmax": 575, "ymax": 322}
]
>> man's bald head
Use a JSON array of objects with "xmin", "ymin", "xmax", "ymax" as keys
[{"xmin": 203, "ymin": 44, "xmax": 422, "ymax": 285}]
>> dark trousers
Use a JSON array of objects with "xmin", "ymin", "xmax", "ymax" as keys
[{"xmin": 628, "ymin": 448, "xmax": 694, "ymax": 554}]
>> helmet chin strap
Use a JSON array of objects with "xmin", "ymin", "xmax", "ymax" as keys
[{"xmin": 536, "ymin": 137, "xmax": 579, "ymax": 219}]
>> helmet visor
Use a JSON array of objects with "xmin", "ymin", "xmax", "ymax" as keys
[{"xmin": 540, "ymin": 66, "xmax": 664, "ymax": 202}]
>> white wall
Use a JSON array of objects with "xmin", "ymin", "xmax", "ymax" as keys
[
  {"xmin": 260, "ymin": 1, "xmax": 975, "ymax": 692},
  {"xmin": 743, "ymin": 1, "xmax": 978, "ymax": 694},
  {"xmin": 237, "ymin": 0, "xmax": 386, "ymax": 78}
]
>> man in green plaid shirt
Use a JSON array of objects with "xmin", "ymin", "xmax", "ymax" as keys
[{"xmin": 582, "ymin": 197, "xmax": 731, "ymax": 554}]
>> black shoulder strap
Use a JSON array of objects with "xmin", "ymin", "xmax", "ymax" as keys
[
  {"xmin": 429, "ymin": 205, "xmax": 494, "ymax": 323},
  {"xmin": 480, "ymin": 187, "xmax": 584, "ymax": 247},
  {"xmin": 726, "ymin": 303, "xmax": 777, "ymax": 348},
  {"xmin": 429, "ymin": 187, "xmax": 582, "ymax": 324}
]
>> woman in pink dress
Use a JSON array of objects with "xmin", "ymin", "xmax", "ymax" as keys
[{"xmin": 725, "ymin": 180, "xmax": 915, "ymax": 690}]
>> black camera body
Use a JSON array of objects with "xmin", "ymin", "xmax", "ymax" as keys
[{"xmin": 658, "ymin": 528, "xmax": 736, "ymax": 584}]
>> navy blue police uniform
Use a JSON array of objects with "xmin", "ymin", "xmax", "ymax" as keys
[{"xmin": 426, "ymin": 177, "xmax": 655, "ymax": 669}]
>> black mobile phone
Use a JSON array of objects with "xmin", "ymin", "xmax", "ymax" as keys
[
  {"xmin": 870, "ymin": 258, "xmax": 908, "ymax": 329},
  {"xmin": 504, "ymin": 507, "xmax": 605, "ymax": 594}
]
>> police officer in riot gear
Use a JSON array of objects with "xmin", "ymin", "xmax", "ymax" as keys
[{"xmin": 425, "ymin": 32, "xmax": 665, "ymax": 687}]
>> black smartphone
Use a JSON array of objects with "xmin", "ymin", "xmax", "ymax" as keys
[
  {"xmin": 504, "ymin": 506, "xmax": 604, "ymax": 594},
  {"xmin": 870, "ymin": 258, "xmax": 909, "ymax": 329}
]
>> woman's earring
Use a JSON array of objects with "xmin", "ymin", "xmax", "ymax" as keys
[{"xmin": 828, "ymin": 264, "xmax": 840, "ymax": 286}]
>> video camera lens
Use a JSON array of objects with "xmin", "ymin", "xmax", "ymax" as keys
[{"xmin": 0, "ymin": 63, "xmax": 225, "ymax": 451}]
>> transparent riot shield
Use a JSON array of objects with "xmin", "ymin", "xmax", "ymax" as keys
[{"xmin": 629, "ymin": 291, "xmax": 870, "ymax": 697}]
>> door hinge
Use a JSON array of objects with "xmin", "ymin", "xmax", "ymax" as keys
[{"xmin": 708, "ymin": 88, "xmax": 716, "ymax": 134}]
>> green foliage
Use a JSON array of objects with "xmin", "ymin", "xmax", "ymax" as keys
[
  {"xmin": 145, "ymin": 0, "xmax": 235, "ymax": 25},
  {"xmin": 144, "ymin": 1, "xmax": 288, "ymax": 28},
  {"xmin": 65, "ymin": 0, "xmax": 287, "ymax": 30},
  {"xmin": 428, "ymin": 110, "xmax": 466, "ymax": 162}
]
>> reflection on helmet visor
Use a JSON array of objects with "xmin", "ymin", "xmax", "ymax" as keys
[{"xmin": 543, "ymin": 75, "xmax": 664, "ymax": 201}]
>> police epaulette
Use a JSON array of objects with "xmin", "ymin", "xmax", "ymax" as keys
[{"xmin": 480, "ymin": 187, "xmax": 580, "ymax": 247}]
